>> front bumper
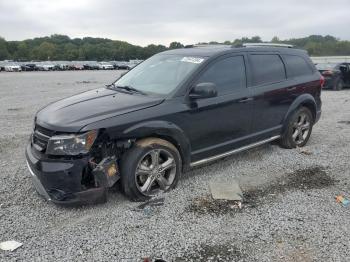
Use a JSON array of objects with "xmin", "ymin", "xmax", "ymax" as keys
[{"xmin": 25, "ymin": 144, "xmax": 109, "ymax": 206}]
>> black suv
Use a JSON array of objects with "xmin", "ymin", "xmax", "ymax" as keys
[{"xmin": 26, "ymin": 44, "xmax": 322, "ymax": 205}]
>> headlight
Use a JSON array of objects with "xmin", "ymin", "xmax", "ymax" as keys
[{"xmin": 46, "ymin": 130, "xmax": 98, "ymax": 156}]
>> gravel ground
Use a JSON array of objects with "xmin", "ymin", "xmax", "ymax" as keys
[{"xmin": 0, "ymin": 71, "xmax": 349, "ymax": 262}]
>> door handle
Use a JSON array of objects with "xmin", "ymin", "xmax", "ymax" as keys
[
  {"xmin": 238, "ymin": 97, "xmax": 254, "ymax": 103},
  {"xmin": 287, "ymin": 86, "xmax": 297, "ymax": 91}
]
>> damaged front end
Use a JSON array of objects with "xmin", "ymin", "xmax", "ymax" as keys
[{"xmin": 25, "ymin": 125, "xmax": 130, "ymax": 205}]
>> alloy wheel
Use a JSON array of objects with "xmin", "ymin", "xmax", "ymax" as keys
[
  {"xmin": 292, "ymin": 112, "xmax": 311, "ymax": 145},
  {"xmin": 135, "ymin": 148, "xmax": 176, "ymax": 195}
]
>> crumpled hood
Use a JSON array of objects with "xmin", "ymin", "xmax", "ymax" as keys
[{"xmin": 36, "ymin": 87, "xmax": 164, "ymax": 132}]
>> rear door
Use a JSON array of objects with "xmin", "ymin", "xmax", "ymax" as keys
[
  {"xmin": 182, "ymin": 54, "xmax": 254, "ymax": 161},
  {"xmin": 248, "ymin": 53, "xmax": 315, "ymax": 141},
  {"xmin": 248, "ymin": 53, "xmax": 293, "ymax": 140}
]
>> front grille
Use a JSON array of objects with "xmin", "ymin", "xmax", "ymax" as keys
[{"xmin": 32, "ymin": 125, "xmax": 55, "ymax": 152}]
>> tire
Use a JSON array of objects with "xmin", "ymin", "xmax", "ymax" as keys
[
  {"xmin": 120, "ymin": 138, "xmax": 182, "ymax": 201},
  {"xmin": 333, "ymin": 78, "xmax": 344, "ymax": 91},
  {"xmin": 280, "ymin": 107, "xmax": 314, "ymax": 149}
]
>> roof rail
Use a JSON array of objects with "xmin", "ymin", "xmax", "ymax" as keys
[
  {"xmin": 242, "ymin": 43, "xmax": 294, "ymax": 48},
  {"xmin": 185, "ymin": 44, "xmax": 231, "ymax": 49}
]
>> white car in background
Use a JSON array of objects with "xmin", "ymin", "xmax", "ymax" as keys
[
  {"xmin": 4, "ymin": 64, "xmax": 22, "ymax": 72},
  {"xmin": 98, "ymin": 62, "xmax": 114, "ymax": 70},
  {"xmin": 37, "ymin": 63, "xmax": 55, "ymax": 71}
]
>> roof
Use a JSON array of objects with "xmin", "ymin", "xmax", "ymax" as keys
[{"xmin": 161, "ymin": 45, "xmax": 307, "ymax": 57}]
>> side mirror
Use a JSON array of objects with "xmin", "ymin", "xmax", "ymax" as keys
[{"xmin": 189, "ymin": 82, "xmax": 218, "ymax": 99}]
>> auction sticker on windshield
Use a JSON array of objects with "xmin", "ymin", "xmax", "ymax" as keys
[{"xmin": 181, "ymin": 57, "xmax": 205, "ymax": 64}]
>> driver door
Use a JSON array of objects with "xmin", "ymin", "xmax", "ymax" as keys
[{"xmin": 181, "ymin": 54, "xmax": 254, "ymax": 162}]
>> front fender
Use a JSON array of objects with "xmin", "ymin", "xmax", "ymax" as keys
[{"xmin": 122, "ymin": 120, "xmax": 191, "ymax": 170}]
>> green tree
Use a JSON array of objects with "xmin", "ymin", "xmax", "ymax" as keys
[
  {"xmin": 271, "ymin": 36, "xmax": 280, "ymax": 43},
  {"xmin": 0, "ymin": 37, "xmax": 10, "ymax": 60},
  {"xmin": 64, "ymin": 43, "xmax": 79, "ymax": 60},
  {"xmin": 2, "ymin": 34, "xmax": 350, "ymax": 61},
  {"xmin": 169, "ymin": 42, "xmax": 184, "ymax": 49},
  {"xmin": 32, "ymin": 41, "xmax": 57, "ymax": 60},
  {"xmin": 15, "ymin": 42, "xmax": 29, "ymax": 60}
]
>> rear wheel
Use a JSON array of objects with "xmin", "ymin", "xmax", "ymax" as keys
[
  {"xmin": 333, "ymin": 78, "xmax": 344, "ymax": 91},
  {"xmin": 120, "ymin": 138, "xmax": 181, "ymax": 201},
  {"xmin": 280, "ymin": 107, "xmax": 313, "ymax": 149}
]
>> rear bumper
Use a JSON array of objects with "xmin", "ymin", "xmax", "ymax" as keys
[{"xmin": 25, "ymin": 144, "xmax": 108, "ymax": 206}]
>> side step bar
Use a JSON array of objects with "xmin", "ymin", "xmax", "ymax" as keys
[{"xmin": 190, "ymin": 135, "xmax": 280, "ymax": 168}]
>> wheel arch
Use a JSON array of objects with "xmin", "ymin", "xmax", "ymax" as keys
[
  {"xmin": 283, "ymin": 94, "xmax": 317, "ymax": 131},
  {"xmin": 122, "ymin": 120, "xmax": 191, "ymax": 171}
]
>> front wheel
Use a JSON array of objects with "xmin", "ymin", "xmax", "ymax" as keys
[
  {"xmin": 120, "ymin": 138, "xmax": 182, "ymax": 201},
  {"xmin": 280, "ymin": 107, "xmax": 314, "ymax": 149}
]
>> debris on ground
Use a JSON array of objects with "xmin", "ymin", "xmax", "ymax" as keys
[
  {"xmin": 137, "ymin": 197, "xmax": 165, "ymax": 209},
  {"xmin": 337, "ymin": 120, "xmax": 350, "ymax": 125},
  {"xmin": 297, "ymin": 147, "xmax": 313, "ymax": 155},
  {"xmin": 209, "ymin": 179, "xmax": 243, "ymax": 201},
  {"xmin": 143, "ymin": 257, "xmax": 166, "ymax": 262},
  {"xmin": 135, "ymin": 198, "xmax": 165, "ymax": 217},
  {"xmin": 186, "ymin": 195, "xmax": 242, "ymax": 215},
  {"xmin": 0, "ymin": 241, "xmax": 23, "ymax": 251},
  {"xmin": 336, "ymin": 195, "xmax": 349, "ymax": 207}
]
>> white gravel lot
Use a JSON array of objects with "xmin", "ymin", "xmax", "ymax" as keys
[{"xmin": 0, "ymin": 71, "xmax": 349, "ymax": 262}]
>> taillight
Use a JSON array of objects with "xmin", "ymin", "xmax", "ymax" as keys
[
  {"xmin": 322, "ymin": 70, "xmax": 333, "ymax": 76},
  {"xmin": 320, "ymin": 75, "xmax": 325, "ymax": 88}
]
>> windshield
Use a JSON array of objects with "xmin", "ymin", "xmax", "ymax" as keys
[{"xmin": 114, "ymin": 54, "xmax": 205, "ymax": 95}]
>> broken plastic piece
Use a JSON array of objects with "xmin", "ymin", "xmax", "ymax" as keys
[
  {"xmin": 209, "ymin": 180, "xmax": 243, "ymax": 201},
  {"xmin": 0, "ymin": 240, "xmax": 23, "ymax": 251},
  {"xmin": 336, "ymin": 195, "xmax": 349, "ymax": 207},
  {"xmin": 92, "ymin": 157, "xmax": 119, "ymax": 188},
  {"xmin": 137, "ymin": 197, "xmax": 165, "ymax": 210},
  {"xmin": 229, "ymin": 201, "xmax": 242, "ymax": 209}
]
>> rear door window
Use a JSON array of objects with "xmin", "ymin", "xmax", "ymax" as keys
[
  {"xmin": 196, "ymin": 56, "xmax": 246, "ymax": 95},
  {"xmin": 250, "ymin": 54, "xmax": 286, "ymax": 86},
  {"xmin": 283, "ymin": 55, "xmax": 313, "ymax": 78}
]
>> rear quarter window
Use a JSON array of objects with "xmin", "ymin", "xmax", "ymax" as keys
[
  {"xmin": 283, "ymin": 55, "xmax": 313, "ymax": 78},
  {"xmin": 250, "ymin": 54, "xmax": 286, "ymax": 86}
]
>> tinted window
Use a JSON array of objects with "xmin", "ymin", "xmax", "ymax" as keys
[
  {"xmin": 250, "ymin": 54, "xmax": 286, "ymax": 86},
  {"xmin": 196, "ymin": 56, "xmax": 246, "ymax": 95},
  {"xmin": 283, "ymin": 55, "xmax": 313, "ymax": 77}
]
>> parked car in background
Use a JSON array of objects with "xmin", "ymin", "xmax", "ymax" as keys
[
  {"xmin": 21, "ymin": 63, "xmax": 38, "ymax": 71},
  {"xmin": 71, "ymin": 62, "xmax": 84, "ymax": 70},
  {"xmin": 55, "ymin": 63, "xmax": 70, "ymax": 71},
  {"xmin": 127, "ymin": 59, "xmax": 143, "ymax": 70},
  {"xmin": 37, "ymin": 63, "xmax": 55, "ymax": 71},
  {"xmin": 316, "ymin": 62, "xmax": 350, "ymax": 90},
  {"xmin": 26, "ymin": 44, "xmax": 322, "ymax": 205},
  {"xmin": 112, "ymin": 61, "xmax": 129, "ymax": 70},
  {"xmin": 98, "ymin": 62, "xmax": 114, "ymax": 70},
  {"xmin": 5, "ymin": 63, "xmax": 22, "ymax": 72},
  {"xmin": 84, "ymin": 62, "xmax": 100, "ymax": 70}
]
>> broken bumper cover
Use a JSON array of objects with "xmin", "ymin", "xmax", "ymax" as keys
[{"xmin": 25, "ymin": 144, "xmax": 109, "ymax": 205}]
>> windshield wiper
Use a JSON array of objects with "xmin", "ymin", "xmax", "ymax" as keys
[{"xmin": 107, "ymin": 83, "xmax": 146, "ymax": 95}]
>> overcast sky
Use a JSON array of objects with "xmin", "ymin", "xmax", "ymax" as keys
[{"xmin": 1, "ymin": 0, "xmax": 350, "ymax": 46}]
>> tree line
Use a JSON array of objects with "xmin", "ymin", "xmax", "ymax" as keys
[{"xmin": 0, "ymin": 34, "xmax": 350, "ymax": 61}]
